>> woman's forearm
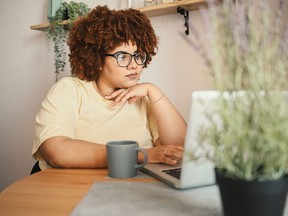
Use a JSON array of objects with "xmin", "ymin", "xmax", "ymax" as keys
[
  {"xmin": 147, "ymin": 84, "xmax": 187, "ymax": 146},
  {"xmin": 39, "ymin": 136, "xmax": 108, "ymax": 168}
]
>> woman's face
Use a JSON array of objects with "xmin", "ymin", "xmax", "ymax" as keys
[{"xmin": 99, "ymin": 41, "xmax": 144, "ymax": 91}]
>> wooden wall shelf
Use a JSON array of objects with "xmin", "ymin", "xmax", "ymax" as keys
[
  {"xmin": 30, "ymin": 0, "xmax": 206, "ymax": 31},
  {"xmin": 139, "ymin": 0, "xmax": 206, "ymax": 17}
]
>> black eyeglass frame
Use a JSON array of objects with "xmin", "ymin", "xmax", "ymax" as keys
[{"xmin": 104, "ymin": 51, "xmax": 147, "ymax": 67}]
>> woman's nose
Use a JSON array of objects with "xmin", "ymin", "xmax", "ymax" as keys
[{"xmin": 127, "ymin": 57, "xmax": 138, "ymax": 69}]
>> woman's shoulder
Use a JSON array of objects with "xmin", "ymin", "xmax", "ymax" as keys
[
  {"xmin": 49, "ymin": 77, "xmax": 91, "ymax": 94},
  {"xmin": 55, "ymin": 76, "xmax": 89, "ymax": 86}
]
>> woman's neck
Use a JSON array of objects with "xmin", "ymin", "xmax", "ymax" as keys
[{"xmin": 93, "ymin": 80, "xmax": 113, "ymax": 98}]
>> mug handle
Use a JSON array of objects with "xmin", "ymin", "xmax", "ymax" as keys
[{"xmin": 135, "ymin": 147, "xmax": 148, "ymax": 169}]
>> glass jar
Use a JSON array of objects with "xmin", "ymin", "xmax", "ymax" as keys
[
  {"xmin": 145, "ymin": 0, "xmax": 157, "ymax": 7},
  {"xmin": 128, "ymin": 0, "xmax": 145, "ymax": 8}
]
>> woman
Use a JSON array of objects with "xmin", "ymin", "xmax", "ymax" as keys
[{"xmin": 31, "ymin": 5, "xmax": 186, "ymax": 172}]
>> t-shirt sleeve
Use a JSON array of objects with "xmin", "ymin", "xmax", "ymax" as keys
[{"xmin": 32, "ymin": 78, "xmax": 80, "ymax": 160}]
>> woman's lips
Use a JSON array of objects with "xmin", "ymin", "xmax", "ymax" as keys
[{"xmin": 126, "ymin": 73, "xmax": 138, "ymax": 79}]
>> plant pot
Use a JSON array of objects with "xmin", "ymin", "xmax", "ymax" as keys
[
  {"xmin": 215, "ymin": 169, "xmax": 288, "ymax": 216},
  {"xmin": 47, "ymin": 0, "xmax": 63, "ymax": 21}
]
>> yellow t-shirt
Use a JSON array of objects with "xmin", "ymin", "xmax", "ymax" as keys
[{"xmin": 32, "ymin": 77, "xmax": 159, "ymax": 170}]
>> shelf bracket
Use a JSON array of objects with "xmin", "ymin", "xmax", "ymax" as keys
[{"xmin": 177, "ymin": 7, "xmax": 189, "ymax": 35}]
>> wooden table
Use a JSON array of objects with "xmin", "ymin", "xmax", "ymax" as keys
[{"xmin": 0, "ymin": 169, "xmax": 157, "ymax": 216}]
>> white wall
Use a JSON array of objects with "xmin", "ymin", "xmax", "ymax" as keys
[{"xmin": 0, "ymin": 0, "xmax": 212, "ymax": 191}]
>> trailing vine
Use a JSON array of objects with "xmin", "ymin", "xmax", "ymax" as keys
[{"xmin": 47, "ymin": 1, "xmax": 91, "ymax": 81}]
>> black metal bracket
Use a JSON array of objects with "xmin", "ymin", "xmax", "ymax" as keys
[{"xmin": 177, "ymin": 7, "xmax": 189, "ymax": 35}]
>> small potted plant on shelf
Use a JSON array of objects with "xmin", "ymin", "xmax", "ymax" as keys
[
  {"xmin": 184, "ymin": 0, "xmax": 288, "ymax": 215},
  {"xmin": 47, "ymin": 1, "xmax": 90, "ymax": 81}
]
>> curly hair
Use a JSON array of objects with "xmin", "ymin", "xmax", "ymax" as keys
[{"xmin": 67, "ymin": 5, "xmax": 158, "ymax": 81}]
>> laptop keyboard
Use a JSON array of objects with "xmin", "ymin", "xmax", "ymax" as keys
[{"xmin": 162, "ymin": 168, "xmax": 182, "ymax": 179}]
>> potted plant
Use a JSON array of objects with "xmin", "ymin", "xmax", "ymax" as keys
[
  {"xmin": 47, "ymin": 1, "xmax": 91, "ymax": 81},
  {"xmin": 185, "ymin": 0, "xmax": 288, "ymax": 215}
]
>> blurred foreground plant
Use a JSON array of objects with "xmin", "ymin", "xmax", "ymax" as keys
[{"xmin": 184, "ymin": 0, "xmax": 288, "ymax": 181}]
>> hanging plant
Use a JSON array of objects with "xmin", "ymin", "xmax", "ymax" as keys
[{"xmin": 47, "ymin": 1, "xmax": 91, "ymax": 81}]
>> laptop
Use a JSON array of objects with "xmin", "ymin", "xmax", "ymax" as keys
[{"xmin": 141, "ymin": 91, "xmax": 220, "ymax": 189}]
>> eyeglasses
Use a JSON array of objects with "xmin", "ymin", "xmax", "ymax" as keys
[{"xmin": 105, "ymin": 51, "xmax": 147, "ymax": 67}]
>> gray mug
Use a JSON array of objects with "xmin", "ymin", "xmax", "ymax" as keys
[{"xmin": 106, "ymin": 140, "xmax": 148, "ymax": 178}]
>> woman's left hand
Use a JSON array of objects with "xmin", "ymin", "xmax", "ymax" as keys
[
  {"xmin": 145, "ymin": 145, "xmax": 184, "ymax": 166},
  {"xmin": 104, "ymin": 83, "xmax": 151, "ymax": 105}
]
